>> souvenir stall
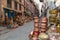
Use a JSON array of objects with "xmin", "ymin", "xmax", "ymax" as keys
[{"xmin": 29, "ymin": 0, "xmax": 60, "ymax": 40}]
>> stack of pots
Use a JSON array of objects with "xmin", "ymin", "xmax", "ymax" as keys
[
  {"xmin": 32, "ymin": 16, "xmax": 40, "ymax": 40},
  {"xmin": 40, "ymin": 17, "xmax": 48, "ymax": 33}
]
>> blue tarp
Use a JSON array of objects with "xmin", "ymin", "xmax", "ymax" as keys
[{"xmin": 3, "ymin": 8, "xmax": 15, "ymax": 18}]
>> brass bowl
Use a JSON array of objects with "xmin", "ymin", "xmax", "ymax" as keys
[
  {"xmin": 39, "ymin": 33, "xmax": 49, "ymax": 40},
  {"xmin": 49, "ymin": 16, "xmax": 56, "ymax": 22},
  {"xmin": 49, "ymin": 9, "xmax": 58, "ymax": 14},
  {"xmin": 50, "ymin": 14, "xmax": 57, "ymax": 17}
]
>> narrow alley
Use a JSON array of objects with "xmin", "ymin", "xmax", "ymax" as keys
[{"xmin": 0, "ymin": 0, "xmax": 60, "ymax": 40}]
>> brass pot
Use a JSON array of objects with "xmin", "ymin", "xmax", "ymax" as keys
[
  {"xmin": 34, "ymin": 19, "xmax": 39, "ymax": 22},
  {"xmin": 39, "ymin": 33, "xmax": 49, "ymax": 40},
  {"xmin": 50, "ymin": 14, "xmax": 57, "ymax": 17},
  {"xmin": 49, "ymin": 16, "xmax": 56, "ymax": 22},
  {"xmin": 56, "ymin": 24, "xmax": 60, "ymax": 33},
  {"xmin": 40, "ymin": 17, "xmax": 48, "ymax": 23},
  {"xmin": 34, "ymin": 23, "xmax": 39, "ymax": 27},
  {"xmin": 49, "ymin": 9, "xmax": 58, "ymax": 14}
]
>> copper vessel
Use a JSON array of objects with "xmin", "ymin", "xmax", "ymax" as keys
[{"xmin": 34, "ymin": 23, "xmax": 39, "ymax": 27}]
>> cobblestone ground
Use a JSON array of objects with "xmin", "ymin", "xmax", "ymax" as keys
[{"xmin": 0, "ymin": 21, "xmax": 34, "ymax": 40}]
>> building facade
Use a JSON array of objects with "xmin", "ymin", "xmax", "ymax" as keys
[
  {"xmin": 0, "ymin": 0, "xmax": 39, "ymax": 25},
  {"xmin": 1, "ymin": 0, "xmax": 25, "ymax": 19}
]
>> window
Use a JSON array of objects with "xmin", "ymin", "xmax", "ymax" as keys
[
  {"xmin": 7, "ymin": 0, "xmax": 12, "ymax": 8},
  {"xmin": 14, "ymin": 1, "xmax": 18, "ymax": 10},
  {"xmin": 19, "ymin": 4, "xmax": 21, "ymax": 10}
]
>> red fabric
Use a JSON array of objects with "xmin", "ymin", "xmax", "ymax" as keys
[{"xmin": 33, "ymin": 31, "xmax": 40, "ymax": 35}]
